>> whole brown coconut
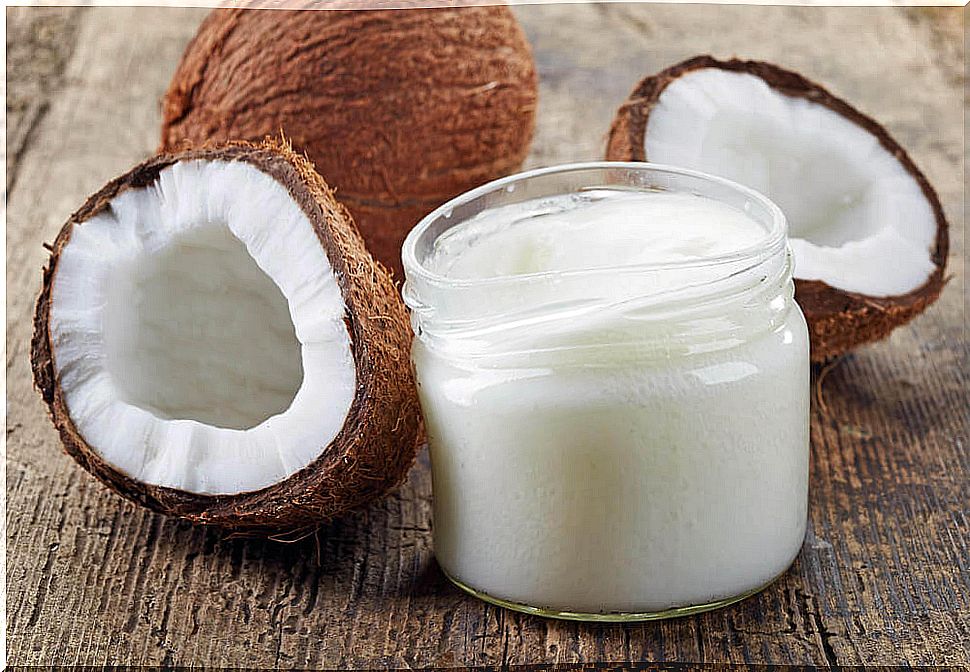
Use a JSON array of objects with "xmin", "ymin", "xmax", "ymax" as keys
[
  {"xmin": 607, "ymin": 56, "xmax": 948, "ymax": 361},
  {"xmin": 32, "ymin": 139, "xmax": 422, "ymax": 535},
  {"xmin": 161, "ymin": 6, "xmax": 538, "ymax": 278}
]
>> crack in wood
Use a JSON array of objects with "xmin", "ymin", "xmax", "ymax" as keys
[
  {"xmin": 793, "ymin": 585, "xmax": 841, "ymax": 666},
  {"xmin": 7, "ymin": 100, "xmax": 48, "ymax": 195},
  {"xmin": 25, "ymin": 541, "xmax": 60, "ymax": 628}
]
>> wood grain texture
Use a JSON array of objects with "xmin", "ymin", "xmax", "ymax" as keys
[
  {"xmin": 5, "ymin": 6, "xmax": 82, "ymax": 193},
  {"xmin": 6, "ymin": 4, "xmax": 967, "ymax": 667}
]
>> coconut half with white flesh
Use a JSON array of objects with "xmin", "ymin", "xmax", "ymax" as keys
[
  {"xmin": 31, "ymin": 140, "xmax": 421, "ymax": 534},
  {"xmin": 607, "ymin": 56, "xmax": 948, "ymax": 360}
]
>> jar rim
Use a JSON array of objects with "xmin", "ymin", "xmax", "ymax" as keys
[{"xmin": 401, "ymin": 161, "xmax": 788, "ymax": 289}]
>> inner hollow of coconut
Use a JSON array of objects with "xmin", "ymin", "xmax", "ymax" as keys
[
  {"xmin": 643, "ymin": 68, "xmax": 937, "ymax": 297},
  {"xmin": 50, "ymin": 160, "xmax": 356, "ymax": 495}
]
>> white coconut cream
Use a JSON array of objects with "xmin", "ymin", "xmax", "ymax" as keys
[{"xmin": 402, "ymin": 163, "xmax": 810, "ymax": 619}]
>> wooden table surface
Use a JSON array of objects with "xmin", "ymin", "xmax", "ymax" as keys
[{"xmin": 6, "ymin": 5, "xmax": 967, "ymax": 667}]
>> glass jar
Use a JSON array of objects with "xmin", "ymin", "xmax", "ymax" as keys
[{"xmin": 402, "ymin": 162, "xmax": 809, "ymax": 621}]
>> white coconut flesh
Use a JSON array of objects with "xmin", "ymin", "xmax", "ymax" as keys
[
  {"xmin": 643, "ymin": 68, "xmax": 937, "ymax": 297},
  {"xmin": 49, "ymin": 160, "xmax": 356, "ymax": 495}
]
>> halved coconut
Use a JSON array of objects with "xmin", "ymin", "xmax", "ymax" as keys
[
  {"xmin": 607, "ymin": 56, "xmax": 948, "ymax": 360},
  {"xmin": 31, "ymin": 139, "xmax": 421, "ymax": 534}
]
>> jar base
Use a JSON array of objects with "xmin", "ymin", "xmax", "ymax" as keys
[{"xmin": 441, "ymin": 568, "xmax": 790, "ymax": 622}]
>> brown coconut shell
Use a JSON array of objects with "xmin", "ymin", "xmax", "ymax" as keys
[
  {"xmin": 607, "ymin": 56, "xmax": 949, "ymax": 361},
  {"xmin": 31, "ymin": 139, "xmax": 422, "ymax": 535},
  {"xmin": 160, "ymin": 6, "xmax": 538, "ymax": 279}
]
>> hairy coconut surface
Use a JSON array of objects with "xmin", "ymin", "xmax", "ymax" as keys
[
  {"xmin": 160, "ymin": 6, "xmax": 538, "ymax": 278},
  {"xmin": 31, "ymin": 139, "xmax": 421, "ymax": 534},
  {"xmin": 607, "ymin": 56, "xmax": 948, "ymax": 361}
]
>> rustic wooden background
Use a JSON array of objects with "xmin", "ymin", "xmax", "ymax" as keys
[{"xmin": 6, "ymin": 4, "xmax": 967, "ymax": 667}]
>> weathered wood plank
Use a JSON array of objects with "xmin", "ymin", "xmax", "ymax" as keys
[
  {"xmin": 6, "ymin": 4, "xmax": 967, "ymax": 667},
  {"xmin": 5, "ymin": 7, "xmax": 83, "ymax": 193}
]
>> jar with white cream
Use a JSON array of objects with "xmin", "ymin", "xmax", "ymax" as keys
[{"xmin": 402, "ymin": 163, "xmax": 810, "ymax": 621}]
